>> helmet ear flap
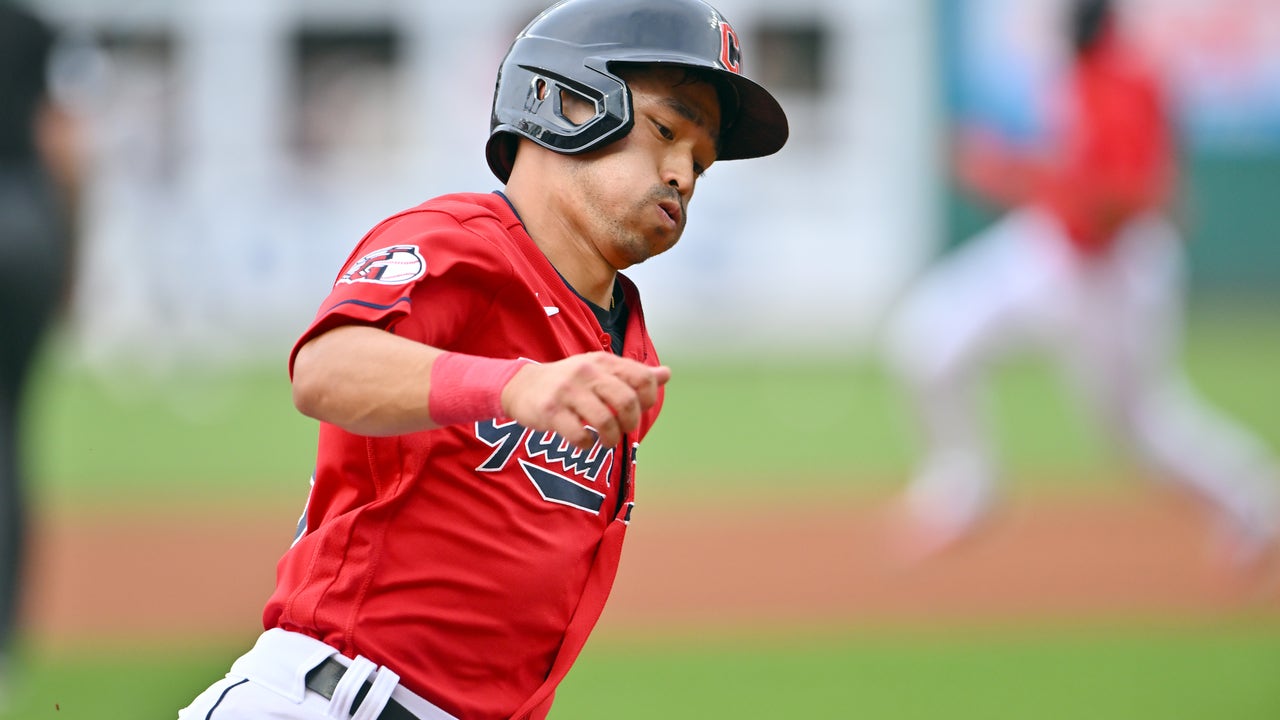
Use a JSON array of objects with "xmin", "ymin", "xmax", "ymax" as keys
[
  {"xmin": 517, "ymin": 65, "xmax": 630, "ymax": 150},
  {"xmin": 486, "ymin": 134, "xmax": 519, "ymax": 183},
  {"xmin": 488, "ymin": 48, "xmax": 634, "ymax": 181},
  {"xmin": 522, "ymin": 75, "xmax": 585, "ymax": 137},
  {"xmin": 548, "ymin": 82, "xmax": 600, "ymax": 129}
]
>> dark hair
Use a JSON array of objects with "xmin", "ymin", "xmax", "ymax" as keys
[{"xmin": 1070, "ymin": 0, "xmax": 1113, "ymax": 55}]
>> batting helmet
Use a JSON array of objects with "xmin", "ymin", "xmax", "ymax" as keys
[
  {"xmin": 485, "ymin": 0, "xmax": 789, "ymax": 182},
  {"xmin": 1069, "ymin": 0, "xmax": 1114, "ymax": 55}
]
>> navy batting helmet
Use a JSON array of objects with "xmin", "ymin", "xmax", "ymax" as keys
[
  {"xmin": 1069, "ymin": 0, "xmax": 1114, "ymax": 55},
  {"xmin": 485, "ymin": 0, "xmax": 789, "ymax": 182}
]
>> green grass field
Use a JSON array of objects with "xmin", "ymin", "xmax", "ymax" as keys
[{"xmin": 6, "ymin": 301, "xmax": 1279, "ymax": 719}]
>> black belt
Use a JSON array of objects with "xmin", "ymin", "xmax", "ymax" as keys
[{"xmin": 304, "ymin": 657, "xmax": 421, "ymax": 720}]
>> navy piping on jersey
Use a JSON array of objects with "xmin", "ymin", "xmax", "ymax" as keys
[
  {"xmin": 493, "ymin": 190, "xmax": 629, "ymax": 353},
  {"xmin": 493, "ymin": 190, "xmax": 520, "ymax": 220},
  {"xmin": 555, "ymin": 267, "xmax": 628, "ymax": 354},
  {"xmin": 323, "ymin": 297, "xmax": 412, "ymax": 314},
  {"xmin": 203, "ymin": 677, "xmax": 249, "ymax": 719}
]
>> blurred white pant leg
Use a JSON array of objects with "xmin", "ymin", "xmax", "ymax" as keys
[
  {"xmin": 1066, "ymin": 214, "xmax": 1279, "ymax": 553},
  {"xmin": 884, "ymin": 206, "xmax": 1079, "ymax": 535}
]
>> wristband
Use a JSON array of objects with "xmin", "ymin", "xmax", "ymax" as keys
[{"xmin": 428, "ymin": 352, "xmax": 529, "ymax": 427}]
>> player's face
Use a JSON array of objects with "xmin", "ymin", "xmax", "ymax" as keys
[{"xmin": 562, "ymin": 69, "xmax": 721, "ymax": 269}]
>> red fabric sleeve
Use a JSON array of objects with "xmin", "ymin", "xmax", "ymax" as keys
[{"xmin": 288, "ymin": 209, "xmax": 513, "ymax": 377}]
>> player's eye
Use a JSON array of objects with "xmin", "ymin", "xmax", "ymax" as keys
[{"xmin": 652, "ymin": 120, "xmax": 675, "ymax": 141}]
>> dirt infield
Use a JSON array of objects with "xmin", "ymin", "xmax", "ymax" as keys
[{"xmin": 20, "ymin": 485, "xmax": 1280, "ymax": 650}]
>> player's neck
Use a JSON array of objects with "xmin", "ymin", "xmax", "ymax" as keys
[
  {"xmin": 544, "ymin": 246, "xmax": 617, "ymax": 308},
  {"xmin": 504, "ymin": 178, "xmax": 617, "ymax": 307}
]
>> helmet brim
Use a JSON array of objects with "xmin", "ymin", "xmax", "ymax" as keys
[{"xmin": 716, "ymin": 72, "xmax": 789, "ymax": 162}]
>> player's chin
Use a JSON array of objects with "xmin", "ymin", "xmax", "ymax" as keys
[
  {"xmin": 617, "ymin": 233, "xmax": 678, "ymax": 267},
  {"xmin": 648, "ymin": 226, "xmax": 682, "ymax": 257},
  {"xmin": 636, "ymin": 240, "xmax": 678, "ymax": 266}
]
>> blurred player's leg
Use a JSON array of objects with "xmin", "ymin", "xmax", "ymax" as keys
[
  {"xmin": 1066, "ymin": 214, "xmax": 1279, "ymax": 569},
  {"xmin": 884, "ymin": 207, "xmax": 1078, "ymax": 556}
]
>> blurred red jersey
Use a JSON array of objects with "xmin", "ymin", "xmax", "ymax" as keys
[
  {"xmin": 1043, "ymin": 28, "xmax": 1176, "ymax": 253},
  {"xmin": 267, "ymin": 192, "xmax": 662, "ymax": 720},
  {"xmin": 958, "ymin": 27, "xmax": 1176, "ymax": 255}
]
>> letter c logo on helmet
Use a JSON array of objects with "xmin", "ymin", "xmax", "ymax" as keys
[
  {"xmin": 720, "ymin": 22, "xmax": 742, "ymax": 74},
  {"xmin": 485, "ymin": 0, "xmax": 789, "ymax": 183}
]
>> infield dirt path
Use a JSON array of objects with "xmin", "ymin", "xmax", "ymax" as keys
[{"xmin": 21, "ymin": 484, "xmax": 1280, "ymax": 650}]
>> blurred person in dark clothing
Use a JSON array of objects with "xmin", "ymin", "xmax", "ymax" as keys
[{"xmin": 0, "ymin": 0, "xmax": 84, "ymax": 688}]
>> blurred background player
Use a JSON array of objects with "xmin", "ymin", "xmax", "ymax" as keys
[
  {"xmin": 0, "ymin": 0, "xmax": 84, "ymax": 696},
  {"xmin": 882, "ymin": 0, "xmax": 1279, "ymax": 567}
]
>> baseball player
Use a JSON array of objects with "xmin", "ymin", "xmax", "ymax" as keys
[
  {"xmin": 884, "ymin": 0, "xmax": 1279, "ymax": 565},
  {"xmin": 178, "ymin": 1, "xmax": 787, "ymax": 718}
]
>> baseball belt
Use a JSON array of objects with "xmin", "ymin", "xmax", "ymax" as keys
[{"xmin": 305, "ymin": 657, "xmax": 420, "ymax": 720}]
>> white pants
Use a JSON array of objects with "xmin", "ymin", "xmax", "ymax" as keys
[
  {"xmin": 883, "ymin": 206, "xmax": 1279, "ymax": 540},
  {"xmin": 177, "ymin": 629, "xmax": 458, "ymax": 720}
]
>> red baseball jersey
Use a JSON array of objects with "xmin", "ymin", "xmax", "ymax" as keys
[
  {"xmin": 956, "ymin": 26, "xmax": 1175, "ymax": 255},
  {"xmin": 1039, "ymin": 26, "xmax": 1175, "ymax": 254},
  {"xmin": 265, "ymin": 192, "xmax": 664, "ymax": 720}
]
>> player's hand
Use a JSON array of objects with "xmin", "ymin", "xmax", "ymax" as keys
[{"xmin": 500, "ymin": 352, "xmax": 671, "ymax": 450}]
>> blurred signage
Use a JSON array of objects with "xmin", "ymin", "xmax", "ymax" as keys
[{"xmin": 950, "ymin": 0, "xmax": 1280, "ymax": 152}]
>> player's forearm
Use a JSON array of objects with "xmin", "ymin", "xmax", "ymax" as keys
[
  {"xmin": 952, "ymin": 131, "xmax": 1046, "ymax": 208},
  {"xmin": 292, "ymin": 325, "xmax": 443, "ymax": 436}
]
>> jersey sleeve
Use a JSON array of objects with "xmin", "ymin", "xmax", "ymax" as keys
[{"xmin": 288, "ymin": 210, "xmax": 513, "ymax": 377}]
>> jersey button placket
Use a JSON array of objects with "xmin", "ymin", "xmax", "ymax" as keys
[{"xmin": 598, "ymin": 333, "xmax": 610, "ymax": 349}]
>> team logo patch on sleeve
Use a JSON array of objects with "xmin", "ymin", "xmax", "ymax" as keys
[{"xmin": 337, "ymin": 245, "xmax": 426, "ymax": 286}]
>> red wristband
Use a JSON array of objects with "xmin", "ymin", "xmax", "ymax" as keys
[{"xmin": 428, "ymin": 352, "xmax": 529, "ymax": 427}]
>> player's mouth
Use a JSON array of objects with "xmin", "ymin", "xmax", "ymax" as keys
[{"xmin": 657, "ymin": 199, "xmax": 682, "ymax": 227}]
